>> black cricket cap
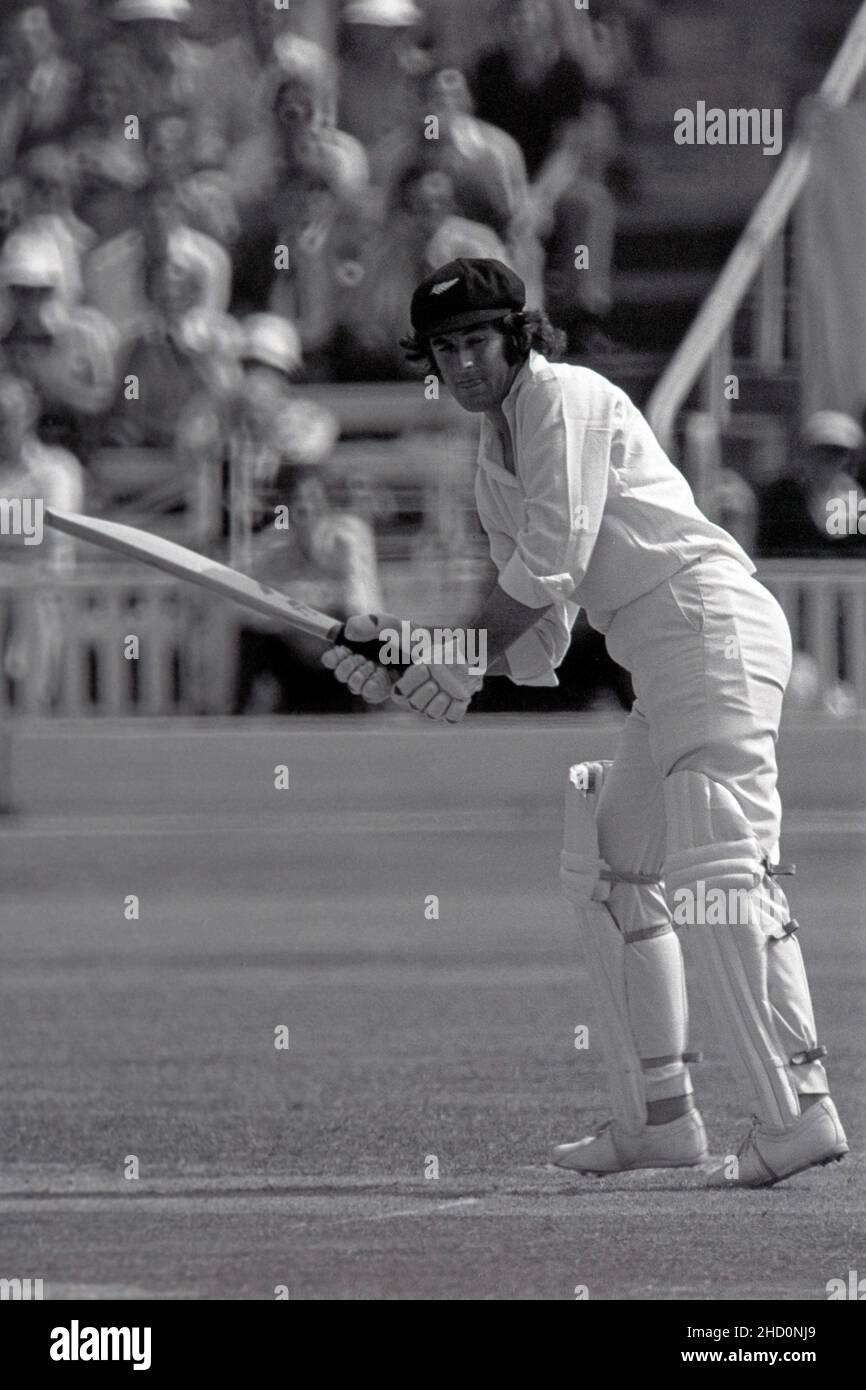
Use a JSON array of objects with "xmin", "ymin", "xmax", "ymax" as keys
[{"xmin": 410, "ymin": 258, "xmax": 526, "ymax": 337}]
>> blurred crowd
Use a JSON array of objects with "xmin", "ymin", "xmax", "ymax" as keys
[
  {"xmin": 0, "ymin": 0, "xmax": 655, "ymax": 709},
  {"xmin": 0, "ymin": 0, "xmax": 650, "ymax": 444},
  {"xmin": 0, "ymin": 0, "xmax": 863, "ymax": 716}
]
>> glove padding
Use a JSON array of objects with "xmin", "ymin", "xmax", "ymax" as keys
[
  {"xmin": 392, "ymin": 636, "xmax": 484, "ymax": 723},
  {"xmin": 320, "ymin": 612, "xmax": 400, "ymax": 704}
]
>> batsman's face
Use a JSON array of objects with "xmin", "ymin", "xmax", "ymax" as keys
[{"xmin": 430, "ymin": 324, "xmax": 516, "ymax": 413}]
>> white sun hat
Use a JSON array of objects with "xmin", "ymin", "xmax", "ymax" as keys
[
  {"xmin": 802, "ymin": 411, "xmax": 865, "ymax": 451},
  {"xmin": 111, "ymin": 0, "xmax": 192, "ymax": 21},
  {"xmin": 242, "ymin": 314, "xmax": 303, "ymax": 376},
  {"xmin": 0, "ymin": 231, "xmax": 65, "ymax": 289},
  {"xmin": 343, "ymin": 0, "xmax": 423, "ymax": 25}
]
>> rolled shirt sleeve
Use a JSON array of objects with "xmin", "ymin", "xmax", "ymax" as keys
[
  {"xmin": 496, "ymin": 377, "xmax": 612, "ymax": 609},
  {"xmin": 476, "ymin": 501, "xmax": 575, "ymax": 687},
  {"xmin": 499, "ymin": 613, "xmax": 571, "ymax": 686}
]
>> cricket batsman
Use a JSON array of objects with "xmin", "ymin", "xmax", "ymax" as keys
[{"xmin": 321, "ymin": 257, "xmax": 848, "ymax": 1187}]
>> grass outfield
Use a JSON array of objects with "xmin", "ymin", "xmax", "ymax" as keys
[{"xmin": 0, "ymin": 718, "xmax": 863, "ymax": 1300}]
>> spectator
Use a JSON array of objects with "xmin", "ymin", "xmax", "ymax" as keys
[
  {"xmin": 227, "ymin": 34, "xmax": 369, "ymax": 357},
  {"xmin": 557, "ymin": 0, "xmax": 643, "ymax": 93},
  {"xmin": 178, "ymin": 311, "xmax": 340, "ymax": 545},
  {"xmin": 400, "ymin": 163, "xmax": 507, "ymax": 265},
  {"xmin": 230, "ymin": 315, "xmax": 340, "ymax": 478},
  {"xmin": 259, "ymin": 458, "xmax": 382, "ymax": 616},
  {"xmin": 372, "ymin": 66, "xmax": 546, "ymax": 304},
  {"xmin": 235, "ymin": 313, "xmax": 306, "ymax": 446},
  {"xmin": 78, "ymin": 98, "xmax": 237, "ymax": 344},
  {"xmin": 469, "ymin": 0, "xmax": 591, "ymax": 180},
  {"xmin": 227, "ymin": 34, "xmax": 364, "ymax": 204},
  {"xmin": 212, "ymin": 312, "xmax": 304, "ymax": 502},
  {"xmin": 197, "ymin": 0, "xmax": 298, "ymax": 163},
  {"xmin": 0, "ymin": 6, "xmax": 81, "ymax": 175},
  {"xmin": 145, "ymin": 110, "xmax": 197, "ymax": 194},
  {"xmin": 336, "ymin": 163, "xmax": 510, "ymax": 378},
  {"xmin": 532, "ymin": 101, "xmax": 621, "ymax": 340},
  {"xmin": 234, "ymin": 456, "xmax": 383, "ymax": 715},
  {"xmin": 757, "ymin": 411, "xmax": 866, "ymax": 556},
  {"xmin": 0, "ymin": 229, "xmax": 119, "ymax": 444},
  {"xmin": 138, "ymin": 112, "xmax": 239, "ymax": 247},
  {"xmin": 338, "ymin": 470, "xmax": 399, "ymax": 538},
  {"xmin": 245, "ymin": 0, "xmax": 297, "ymax": 67},
  {"xmin": 69, "ymin": 42, "xmax": 152, "ymax": 336},
  {"xmin": 339, "ymin": 0, "xmax": 427, "ymax": 151},
  {"xmin": 18, "ymin": 144, "xmax": 96, "ymax": 307},
  {"xmin": 103, "ymin": 224, "xmax": 233, "ymax": 450},
  {"xmin": 70, "ymin": 43, "xmax": 150, "ymax": 244},
  {"xmin": 0, "ymin": 371, "xmax": 83, "ymax": 709},
  {"xmin": 109, "ymin": 0, "xmax": 221, "ymax": 168}
]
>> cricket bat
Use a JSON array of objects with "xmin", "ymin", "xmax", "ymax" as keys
[{"xmin": 44, "ymin": 507, "xmax": 388, "ymax": 663}]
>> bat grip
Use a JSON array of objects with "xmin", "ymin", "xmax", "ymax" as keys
[{"xmin": 333, "ymin": 625, "xmax": 408, "ymax": 675}]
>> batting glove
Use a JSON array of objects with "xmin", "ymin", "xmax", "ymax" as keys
[
  {"xmin": 320, "ymin": 612, "xmax": 402, "ymax": 704},
  {"xmin": 392, "ymin": 633, "xmax": 484, "ymax": 724}
]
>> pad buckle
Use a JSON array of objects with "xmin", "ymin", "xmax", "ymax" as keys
[
  {"xmin": 767, "ymin": 918, "xmax": 800, "ymax": 940},
  {"xmin": 790, "ymin": 1045, "xmax": 828, "ymax": 1066}
]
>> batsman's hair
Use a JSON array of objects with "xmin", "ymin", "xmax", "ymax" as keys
[{"xmin": 400, "ymin": 309, "xmax": 568, "ymax": 378}]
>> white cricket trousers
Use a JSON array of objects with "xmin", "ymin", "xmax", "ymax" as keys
[
  {"xmin": 596, "ymin": 554, "xmax": 828, "ymax": 1102},
  {"xmin": 601, "ymin": 556, "xmax": 791, "ymax": 857}
]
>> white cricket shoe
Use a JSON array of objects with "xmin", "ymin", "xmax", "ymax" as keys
[
  {"xmin": 707, "ymin": 1095, "xmax": 848, "ymax": 1188},
  {"xmin": 551, "ymin": 1110, "xmax": 709, "ymax": 1174}
]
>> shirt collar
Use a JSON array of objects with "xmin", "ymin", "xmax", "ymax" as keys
[
  {"xmin": 478, "ymin": 352, "xmax": 547, "ymax": 484},
  {"xmin": 503, "ymin": 350, "xmax": 544, "ymax": 411}
]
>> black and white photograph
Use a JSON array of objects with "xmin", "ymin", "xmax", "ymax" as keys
[{"xmin": 0, "ymin": 0, "xmax": 864, "ymax": 1336}]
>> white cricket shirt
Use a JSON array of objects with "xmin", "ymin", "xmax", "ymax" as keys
[{"xmin": 475, "ymin": 352, "xmax": 754, "ymax": 685}]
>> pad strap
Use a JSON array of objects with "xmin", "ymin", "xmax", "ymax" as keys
[
  {"xmin": 790, "ymin": 1045, "xmax": 828, "ymax": 1066},
  {"xmin": 642, "ymin": 1051, "xmax": 703, "ymax": 1067},
  {"xmin": 765, "ymin": 860, "xmax": 796, "ymax": 877}
]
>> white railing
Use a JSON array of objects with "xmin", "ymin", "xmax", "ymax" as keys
[
  {"xmin": 759, "ymin": 559, "xmax": 866, "ymax": 707},
  {"xmin": 646, "ymin": 2, "xmax": 866, "ymax": 454},
  {"xmin": 0, "ymin": 560, "xmax": 863, "ymax": 716},
  {"xmin": 0, "ymin": 568, "xmax": 235, "ymax": 718}
]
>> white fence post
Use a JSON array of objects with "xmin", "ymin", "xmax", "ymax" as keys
[{"xmin": 0, "ymin": 566, "xmax": 236, "ymax": 719}]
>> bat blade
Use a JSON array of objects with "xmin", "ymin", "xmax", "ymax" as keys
[{"xmin": 44, "ymin": 508, "xmax": 342, "ymax": 643}]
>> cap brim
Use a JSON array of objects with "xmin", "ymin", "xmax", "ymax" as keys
[{"xmin": 419, "ymin": 308, "xmax": 515, "ymax": 337}]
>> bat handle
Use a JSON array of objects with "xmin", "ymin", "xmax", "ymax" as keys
[{"xmin": 332, "ymin": 625, "xmax": 408, "ymax": 674}]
